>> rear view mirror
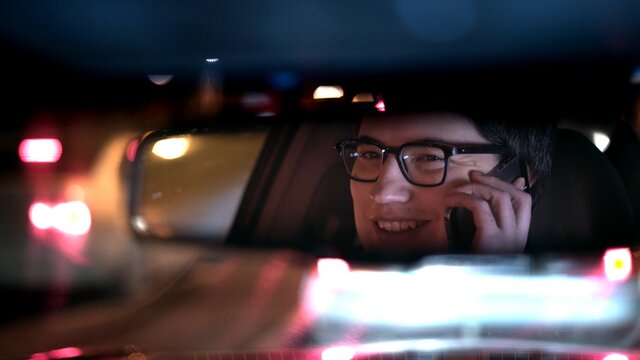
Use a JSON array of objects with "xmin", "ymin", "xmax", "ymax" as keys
[{"xmin": 128, "ymin": 126, "xmax": 268, "ymax": 243}]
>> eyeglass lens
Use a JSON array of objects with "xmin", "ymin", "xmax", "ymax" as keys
[{"xmin": 341, "ymin": 141, "xmax": 447, "ymax": 185}]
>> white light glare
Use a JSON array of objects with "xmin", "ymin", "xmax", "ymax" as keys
[
  {"xmin": 152, "ymin": 137, "xmax": 190, "ymax": 160},
  {"xmin": 132, "ymin": 216, "xmax": 148, "ymax": 232},
  {"xmin": 52, "ymin": 201, "xmax": 92, "ymax": 235},
  {"xmin": 306, "ymin": 264, "xmax": 632, "ymax": 327},
  {"xmin": 322, "ymin": 346, "xmax": 355, "ymax": 360},
  {"xmin": 29, "ymin": 201, "xmax": 91, "ymax": 235},
  {"xmin": 206, "ymin": 58, "xmax": 219, "ymax": 63},
  {"xmin": 29, "ymin": 202, "xmax": 53, "ymax": 229},
  {"xmin": 313, "ymin": 86, "xmax": 344, "ymax": 100},
  {"xmin": 317, "ymin": 258, "xmax": 350, "ymax": 283},
  {"xmin": 593, "ymin": 132, "xmax": 611, "ymax": 152},
  {"xmin": 603, "ymin": 354, "xmax": 629, "ymax": 360}
]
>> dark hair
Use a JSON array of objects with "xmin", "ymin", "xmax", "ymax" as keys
[{"xmin": 472, "ymin": 118, "xmax": 557, "ymax": 206}]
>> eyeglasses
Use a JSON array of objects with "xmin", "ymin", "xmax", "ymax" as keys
[{"xmin": 335, "ymin": 138, "xmax": 509, "ymax": 186}]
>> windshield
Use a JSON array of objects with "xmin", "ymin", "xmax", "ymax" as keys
[{"xmin": 1, "ymin": 1, "xmax": 640, "ymax": 359}]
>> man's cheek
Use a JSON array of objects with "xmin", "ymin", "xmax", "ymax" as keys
[
  {"xmin": 351, "ymin": 195, "xmax": 369, "ymax": 230},
  {"xmin": 350, "ymin": 183, "xmax": 373, "ymax": 238},
  {"xmin": 350, "ymin": 183, "xmax": 369, "ymax": 210}
]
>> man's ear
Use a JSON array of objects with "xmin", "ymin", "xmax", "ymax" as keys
[{"xmin": 526, "ymin": 165, "xmax": 536, "ymax": 187}]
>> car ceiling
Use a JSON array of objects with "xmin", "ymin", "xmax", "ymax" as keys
[
  {"xmin": 1, "ymin": 0, "xmax": 640, "ymax": 78},
  {"xmin": 1, "ymin": 0, "xmax": 639, "ymax": 127}
]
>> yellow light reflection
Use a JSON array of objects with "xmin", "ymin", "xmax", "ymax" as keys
[
  {"xmin": 313, "ymin": 86, "xmax": 344, "ymax": 100},
  {"xmin": 152, "ymin": 137, "xmax": 190, "ymax": 160},
  {"xmin": 352, "ymin": 93, "xmax": 374, "ymax": 103},
  {"xmin": 65, "ymin": 184, "xmax": 86, "ymax": 201}
]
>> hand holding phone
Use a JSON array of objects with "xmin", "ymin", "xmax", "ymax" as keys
[{"xmin": 445, "ymin": 155, "xmax": 530, "ymax": 253}]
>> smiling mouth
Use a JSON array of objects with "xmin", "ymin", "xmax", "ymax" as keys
[{"xmin": 376, "ymin": 220, "xmax": 427, "ymax": 232}]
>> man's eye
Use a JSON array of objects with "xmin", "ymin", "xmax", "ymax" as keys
[
  {"xmin": 360, "ymin": 151, "xmax": 381, "ymax": 160},
  {"xmin": 416, "ymin": 154, "xmax": 444, "ymax": 162}
]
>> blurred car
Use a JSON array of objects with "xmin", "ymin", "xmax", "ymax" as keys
[{"xmin": 0, "ymin": 0, "xmax": 640, "ymax": 359}]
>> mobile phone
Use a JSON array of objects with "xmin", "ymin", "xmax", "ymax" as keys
[{"xmin": 445, "ymin": 155, "xmax": 529, "ymax": 253}]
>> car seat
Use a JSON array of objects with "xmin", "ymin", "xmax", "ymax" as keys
[
  {"xmin": 527, "ymin": 128, "xmax": 636, "ymax": 253},
  {"xmin": 605, "ymin": 121, "xmax": 640, "ymax": 244}
]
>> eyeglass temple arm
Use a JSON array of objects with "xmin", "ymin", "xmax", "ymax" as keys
[{"xmin": 455, "ymin": 145, "xmax": 508, "ymax": 155}]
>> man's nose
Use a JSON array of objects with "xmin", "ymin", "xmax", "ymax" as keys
[{"xmin": 369, "ymin": 155, "xmax": 411, "ymax": 204}]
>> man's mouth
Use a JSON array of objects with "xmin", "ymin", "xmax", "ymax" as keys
[{"xmin": 376, "ymin": 220, "xmax": 427, "ymax": 232}]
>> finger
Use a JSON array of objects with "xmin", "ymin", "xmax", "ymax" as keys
[
  {"xmin": 446, "ymin": 191, "xmax": 528, "ymax": 253},
  {"xmin": 513, "ymin": 177, "xmax": 526, "ymax": 191},
  {"xmin": 445, "ymin": 191, "xmax": 499, "ymax": 232},
  {"xmin": 469, "ymin": 170, "xmax": 524, "ymax": 194},
  {"xmin": 512, "ymin": 188, "xmax": 532, "ymax": 232},
  {"xmin": 448, "ymin": 182, "xmax": 516, "ymax": 230},
  {"xmin": 470, "ymin": 172, "xmax": 532, "ymax": 226}
]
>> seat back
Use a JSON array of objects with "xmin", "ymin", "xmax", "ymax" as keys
[
  {"xmin": 605, "ymin": 122, "xmax": 640, "ymax": 244},
  {"xmin": 528, "ymin": 128, "xmax": 636, "ymax": 252}
]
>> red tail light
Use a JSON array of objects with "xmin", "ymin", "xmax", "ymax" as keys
[{"xmin": 19, "ymin": 138, "xmax": 62, "ymax": 163}]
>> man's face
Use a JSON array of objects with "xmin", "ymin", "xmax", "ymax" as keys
[{"xmin": 350, "ymin": 113, "xmax": 501, "ymax": 254}]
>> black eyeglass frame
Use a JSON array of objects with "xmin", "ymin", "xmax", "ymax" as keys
[{"xmin": 335, "ymin": 137, "xmax": 510, "ymax": 187}]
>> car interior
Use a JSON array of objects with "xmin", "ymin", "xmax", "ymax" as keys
[
  {"xmin": 224, "ymin": 70, "xmax": 640, "ymax": 259},
  {"xmin": 4, "ymin": 2, "xmax": 640, "ymax": 357},
  {"xmin": 221, "ymin": 117, "xmax": 636, "ymax": 258},
  {"xmin": 131, "ymin": 86, "xmax": 639, "ymax": 261}
]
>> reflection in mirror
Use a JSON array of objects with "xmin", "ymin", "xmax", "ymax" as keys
[{"xmin": 130, "ymin": 129, "xmax": 268, "ymax": 242}]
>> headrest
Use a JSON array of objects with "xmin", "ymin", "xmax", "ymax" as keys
[{"xmin": 528, "ymin": 128, "xmax": 636, "ymax": 253}]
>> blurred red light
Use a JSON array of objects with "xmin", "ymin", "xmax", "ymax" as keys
[
  {"xmin": 126, "ymin": 139, "xmax": 140, "ymax": 162},
  {"xmin": 19, "ymin": 138, "xmax": 62, "ymax": 163},
  {"xmin": 603, "ymin": 248, "xmax": 632, "ymax": 282},
  {"xmin": 375, "ymin": 100, "xmax": 386, "ymax": 112},
  {"xmin": 29, "ymin": 353, "xmax": 49, "ymax": 360},
  {"xmin": 47, "ymin": 347, "xmax": 82, "ymax": 359}
]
